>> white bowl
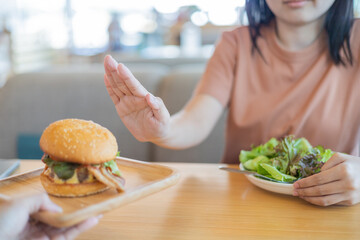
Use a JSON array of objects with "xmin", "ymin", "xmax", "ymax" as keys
[{"xmin": 240, "ymin": 163, "xmax": 294, "ymax": 195}]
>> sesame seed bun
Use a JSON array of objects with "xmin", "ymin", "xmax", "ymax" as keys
[{"xmin": 39, "ymin": 119, "xmax": 118, "ymax": 165}]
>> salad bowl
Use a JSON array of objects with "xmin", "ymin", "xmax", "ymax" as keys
[
  {"xmin": 238, "ymin": 136, "xmax": 334, "ymax": 195},
  {"xmin": 240, "ymin": 163, "xmax": 294, "ymax": 195}
]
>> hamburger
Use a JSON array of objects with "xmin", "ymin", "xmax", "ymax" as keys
[{"xmin": 39, "ymin": 119, "xmax": 125, "ymax": 197}]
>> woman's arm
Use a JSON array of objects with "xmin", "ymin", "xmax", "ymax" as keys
[{"xmin": 152, "ymin": 94, "xmax": 223, "ymax": 149}]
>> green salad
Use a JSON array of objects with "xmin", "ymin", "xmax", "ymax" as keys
[{"xmin": 239, "ymin": 136, "xmax": 334, "ymax": 183}]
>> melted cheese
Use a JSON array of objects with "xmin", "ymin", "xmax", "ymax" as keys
[{"xmin": 44, "ymin": 168, "xmax": 96, "ymax": 184}]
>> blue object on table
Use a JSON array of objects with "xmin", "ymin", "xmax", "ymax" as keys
[
  {"xmin": 0, "ymin": 159, "xmax": 20, "ymax": 179},
  {"xmin": 16, "ymin": 133, "xmax": 43, "ymax": 159}
]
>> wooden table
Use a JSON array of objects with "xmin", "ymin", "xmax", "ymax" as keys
[{"xmin": 16, "ymin": 160, "xmax": 360, "ymax": 240}]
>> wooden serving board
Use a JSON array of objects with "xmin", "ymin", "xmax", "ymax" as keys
[{"xmin": 0, "ymin": 157, "xmax": 180, "ymax": 228}]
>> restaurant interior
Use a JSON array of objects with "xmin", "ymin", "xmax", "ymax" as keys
[
  {"xmin": 0, "ymin": 0, "xmax": 252, "ymax": 162},
  {"xmin": 1, "ymin": 1, "xmax": 360, "ymax": 239},
  {"xmin": 0, "ymin": 0, "xmax": 359, "ymax": 162}
]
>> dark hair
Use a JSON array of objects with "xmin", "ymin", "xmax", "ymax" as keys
[{"xmin": 245, "ymin": 0, "xmax": 354, "ymax": 66}]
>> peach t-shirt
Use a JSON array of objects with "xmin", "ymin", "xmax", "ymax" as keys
[{"xmin": 195, "ymin": 20, "xmax": 360, "ymax": 164}]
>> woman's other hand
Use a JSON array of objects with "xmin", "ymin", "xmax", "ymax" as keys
[{"xmin": 293, "ymin": 152, "xmax": 360, "ymax": 206}]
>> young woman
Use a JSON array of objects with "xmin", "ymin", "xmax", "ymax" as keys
[{"xmin": 103, "ymin": 0, "xmax": 360, "ymax": 206}]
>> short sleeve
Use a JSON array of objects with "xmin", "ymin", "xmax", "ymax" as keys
[
  {"xmin": 193, "ymin": 30, "xmax": 238, "ymax": 107},
  {"xmin": 350, "ymin": 19, "xmax": 360, "ymax": 65}
]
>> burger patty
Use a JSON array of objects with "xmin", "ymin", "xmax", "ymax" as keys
[
  {"xmin": 77, "ymin": 167, "xmax": 90, "ymax": 182},
  {"xmin": 44, "ymin": 166, "xmax": 95, "ymax": 184}
]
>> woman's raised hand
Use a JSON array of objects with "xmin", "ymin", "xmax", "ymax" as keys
[{"xmin": 104, "ymin": 55, "xmax": 170, "ymax": 142}]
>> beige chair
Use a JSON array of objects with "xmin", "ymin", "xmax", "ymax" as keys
[
  {"xmin": 154, "ymin": 64, "xmax": 226, "ymax": 163},
  {"xmin": 0, "ymin": 63, "xmax": 169, "ymax": 160},
  {"xmin": 0, "ymin": 62, "xmax": 227, "ymax": 163}
]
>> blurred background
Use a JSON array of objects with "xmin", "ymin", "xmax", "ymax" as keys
[
  {"xmin": 0, "ymin": 0, "xmax": 359, "ymax": 82},
  {"xmin": 0, "ymin": 0, "xmax": 251, "ymax": 82},
  {"xmin": 0, "ymin": 0, "xmax": 360, "ymax": 161}
]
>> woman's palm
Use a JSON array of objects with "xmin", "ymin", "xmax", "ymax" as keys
[{"xmin": 104, "ymin": 56, "xmax": 170, "ymax": 142}]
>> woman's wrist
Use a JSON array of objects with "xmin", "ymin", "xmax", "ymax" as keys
[{"xmin": 149, "ymin": 119, "xmax": 175, "ymax": 148}]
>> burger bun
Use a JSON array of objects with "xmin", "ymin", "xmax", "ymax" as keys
[{"xmin": 39, "ymin": 119, "xmax": 118, "ymax": 165}]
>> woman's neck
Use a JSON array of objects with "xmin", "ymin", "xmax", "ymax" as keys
[{"xmin": 274, "ymin": 17, "xmax": 326, "ymax": 51}]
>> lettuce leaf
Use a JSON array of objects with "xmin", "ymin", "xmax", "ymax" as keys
[
  {"xmin": 243, "ymin": 155, "xmax": 270, "ymax": 171},
  {"xmin": 240, "ymin": 136, "xmax": 334, "ymax": 182},
  {"xmin": 239, "ymin": 138, "xmax": 279, "ymax": 164},
  {"xmin": 103, "ymin": 159, "xmax": 122, "ymax": 177},
  {"xmin": 260, "ymin": 163, "xmax": 296, "ymax": 182},
  {"xmin": 42, "ymin": 156, "xmax": 80, "ymax": 180}
]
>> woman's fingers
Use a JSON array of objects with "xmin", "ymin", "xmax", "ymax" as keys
[
  {"xmin": 321, "ymin": 152, "xmax": 346, "ymax": 171},
  {"xmin": 104, "ymin": 55, "xmax": 132, "ymax": 96},
  {"xmin": 104, "ymin": 74, "xmax": 120, "ymax": 104},
  {"xmin": 145, "ymin": 94, "xmax": 169, "ymax": 122},
  {"xmin": 117, "ymin": 63, "xmax": 148, "ymax": 97},
  {"xmin": 146, "ymin": 93, "xmax": 160, "ymax": 110},
  {"xmin": 294, "ymin": 180, "xmax": 346, "ymax": 197},
  {"xmin": 104, "ymin": 55, "xmax": 149, "ymax": 97},
  {"xmin": 293, "ymin": 163, "xmax": 342, "ymax": 189}
]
